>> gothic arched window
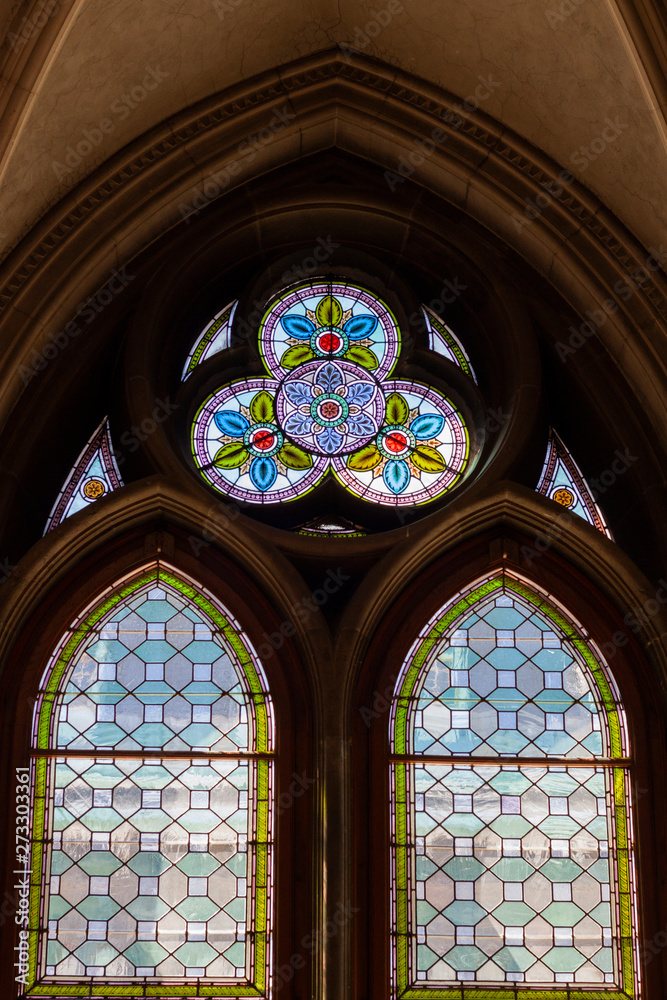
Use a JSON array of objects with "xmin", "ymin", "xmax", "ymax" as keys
[
  {"xmin": 390, "ymin": 572, "xmax": 638, "ymax": 994},
  {"xmin": 25, "ymin": 564, "xmax": 274, "ymax": 996}
]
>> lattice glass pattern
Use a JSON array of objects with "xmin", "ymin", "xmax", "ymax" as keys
[
  {"xmin": 43, "ymin": 756, "xmax": 256, "ymax": 979},
  {"xmin": 407, "ymin": 591, "xmax": 609, "ymax": 759},
  {"xmin": 28, "ymin": 566, "xmax": 273, "ymax": 999},
  {"xmin": 390, "ymin": 574, "xmax": 638, "ymax": 999},
  {"xmin": 50, "ymin": 586, "xmax": 254, "ymax": 753},
  {"xmin": 400, "ymin": 762, "xmax": 616, "ymax": 985}
]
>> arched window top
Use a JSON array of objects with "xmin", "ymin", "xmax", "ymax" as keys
[
  {"xmin": 33, "ymin": 565, "xmax": 273, "ymax": 754},
  {"xmin": 391, "ymin": 573, "xmax": 626, "ymax": 760},
  {"xmin": 389, "ymin": 573, "xmax": 637, "ymax": 995}
]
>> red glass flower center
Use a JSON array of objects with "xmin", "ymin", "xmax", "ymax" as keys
[
  {"xmin": 319, "ymin": 332, "xmax": 341, "ymax": 352},
  {"xmin": 385, "ymin": 432, "xmax": 408, "ymax": 453},
  {"xmin": 320, "ymin": 400, "xmax": 341, "ymax": 419},
  {"xmin": 252, "ymin": 430, "xmax": 275, "ymax": 451}
]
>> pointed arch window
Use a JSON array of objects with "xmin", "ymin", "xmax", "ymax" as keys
[
  {"xmin": 26, "ymin": 565, "xmax": 273, "ymax": 997},
  {"xmin": 537, "ymin": 430, "xmax": 610, "ymax": 537},
  {"xmin": 390, "ymin": 573, "xmax": 638, "ymax": 995},
  {"xmin": 45, "ymin": 418, "xmax": 123, "ymax": 534}
]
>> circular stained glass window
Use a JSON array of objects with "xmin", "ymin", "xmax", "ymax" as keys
[{"xmin": 191, "ymin": 280, "xmax": 470, "ymax": 506}]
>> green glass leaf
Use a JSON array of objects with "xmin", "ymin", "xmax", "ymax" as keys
[
  {"xmin": 345, "ymin": 345, "xmax": 378, "ymax": 370},
  {"xmin": 316, "ymin": 294, "xmax": 343, "ymax": 328},
  {"xmin": 347, "ymin": 443, "xmax": 383, "ymax": 471},
  {"xmin": 278, "ymin": 442, "xmax": 313, "ymax": 470},
  {"xmin": 411, "ymin": 444, "xmax": 447, "ymax": 474},
  {"xmin": 214, "ymin": 442, "xmax": 249, "ymax": 468},
  {"xmin": 386, "ymin": 392, "xmax": 409, "ymax": 424},
  {"xmin": 281, "ymin": 345, "xmax": 316, "ymax": 368},
  {"xmin": 250, "ymin": 390, "xmax": 275, "ymax": 423}
]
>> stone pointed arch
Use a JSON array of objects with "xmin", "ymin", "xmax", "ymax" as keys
[{"xmin": 0, "ymin": 50, "xmax": 665, "ymax": 449}]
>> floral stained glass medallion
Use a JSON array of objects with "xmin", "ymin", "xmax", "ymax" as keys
[
  {"xmin": 191, "ymin": 281, "xmax": 470, "ymax": 506},
  {"xmin": 26, "ymin": 566, "xmax": 274, "ymax": 998},
  {"xmin": 44, "ymin": 418, "xmax": 123, "ymax": 534},
  {"xmin": 537, "ymin": 430, "xmax": 610, "ymax": 537},
  {"xmin": 390, "ymin": 574, "xmax": 638, "ymax": 997}
]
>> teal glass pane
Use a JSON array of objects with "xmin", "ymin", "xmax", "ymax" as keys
[
  {"xmin": 30, "ymin": 568, "xmax": 274, "ymax": 997},
  {"xmin": 407, "ymin": 763, "xmax": 616, "ymax": 987},
  {"xmin": 391, "ymin": 575, "xmax": 638, "ymax": 996},
  {"xmin": 412, "ymin": 591, "xmax": 606, "ymax": 759}
]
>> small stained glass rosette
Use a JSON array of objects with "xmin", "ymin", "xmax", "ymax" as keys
[
  {"xmin": 258, "ymin": 280, "xmax": 400, "ymax": 379},
  {"xmin": 275, "ymin": 360, "xmax": 385, "ymax": 456},
  {"xmin": 536, "ymin": 429, "xmax": 610, "ymax": 537},
  {"xmin": 45, "ymin": 418, "xmax": 123, "ymax": 534},
  {"xmin": 333, "ymin": 381, "xmax": 468, "ymax": 505},
  {"xmin": 192, "ymin": 377, "xmax": 327, "ymax": 503}
]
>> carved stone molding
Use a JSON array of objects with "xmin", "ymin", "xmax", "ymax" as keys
[{"xmin": 1, "ymin": 49, "xmax": 666, "ymax": 326}]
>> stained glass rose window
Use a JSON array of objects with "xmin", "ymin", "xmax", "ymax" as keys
[{"xmin": 191, "ymin": 280, "xmax": 470, "ymax": 506}]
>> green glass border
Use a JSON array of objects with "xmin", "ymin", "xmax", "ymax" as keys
[
  {"xmin": 26, "ymin": 566, "xmax": 274, "ymax": 999},
  {"xmin": 186, "ymin": 305, "xmax": 234, "ymax": 377},
  {"xmin": 428, "ymin": 312, "xmax": 475, "ymax": 382},
  {"xmin": 391, "ymin": 575, "xmax": 637, "ymax": 998}
]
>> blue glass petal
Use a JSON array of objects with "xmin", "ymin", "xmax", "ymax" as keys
[
  {"xmin": 318, "ymin": 362, "xmax": 343, "ymax": 392},
  {"xmin": 316, "ymin": 428, "xmax": 344, "ymax": 454},
  {"xmin": 283, "ymin": 413, "xmax": 314, "ymax": 435},
  {"xmin": 250, "ymin": 457, "xmax": 277, "ymax": 492},
  {"xmin": 280, "ymin": 315, "xmax": 315, "ymax": 339},
  {"xmin": 346, "ymin": 382, "xmax": 375, "ymax": 406},
  {"xmin": 283, "ymin": 381, "xmax": 314, "ymax": 406},
  {"xmin": 346, "ymin": 413, "xmax": 376, "ymax": 436},
  {"xmin": 343, "ymin": 315, "xmax": 378, "ymax": 339},
  {"xmin": 411, "ymin": 413, "xmax": 445, "ymax": 439},
  {"xmin": 383, "ymin": 459, "xmax": 410, "ymax": 494},
  {"xmin": 214, "ymin": 411, "xmax": 249, "ymax": 437}
]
